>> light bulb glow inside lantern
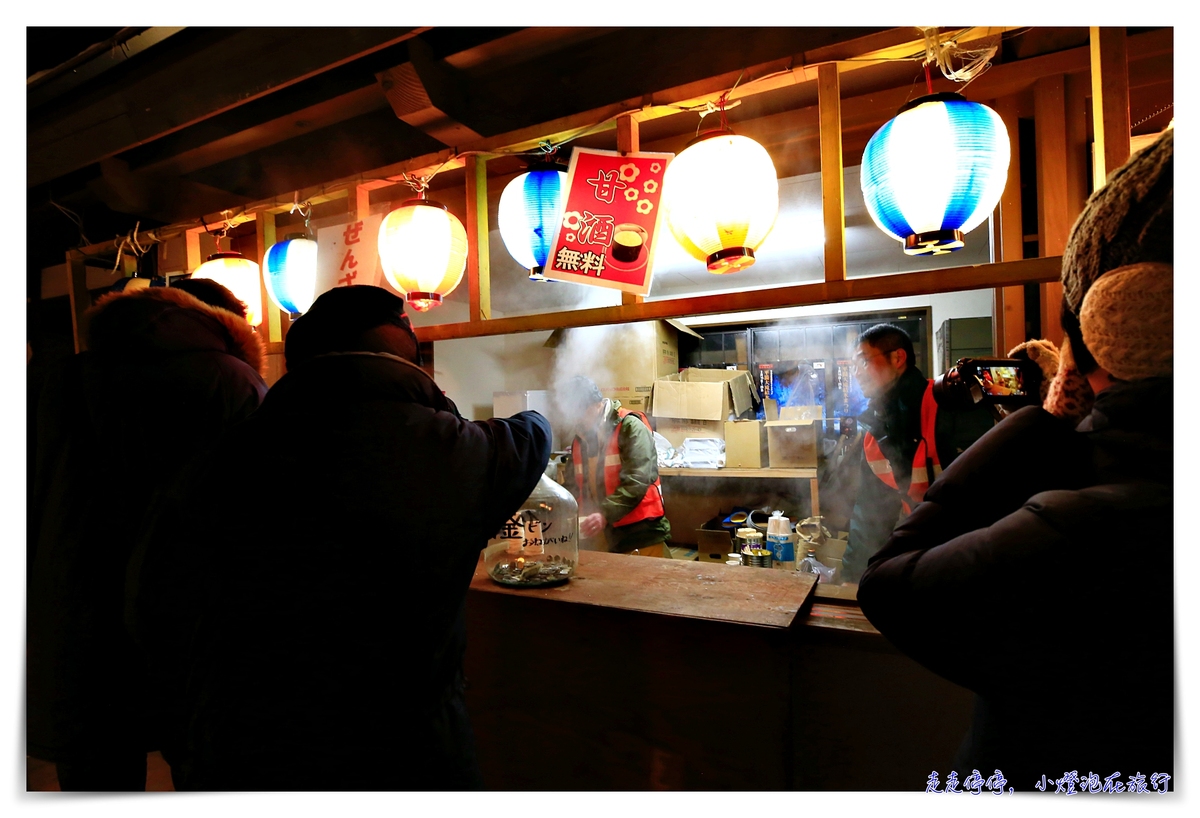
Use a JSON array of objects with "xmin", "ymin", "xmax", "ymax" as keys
[
  {"xmin": 498, "ymin": 169, "xmax": 567, "ymax": 280},
  {"xmin": 264, "ymin": 235, "xmax": 318, "ymax": 315},
  {"xmin": 861, "ymin": 92, "xmax": 1010, "ymax": 256},
  {"xmin": 377, "ymin": 199, "xmax": 467, "ymax": 311},
  {"xmin": 661, "ymin": 130, "xmax": 779, "ymax": 274},
  {"xmin": 191, "ymin": 252, "xmax": 263, "ymax": 326}
]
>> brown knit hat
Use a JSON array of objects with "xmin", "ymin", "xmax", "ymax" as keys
[
  {"xmin": 1080, "ymin": 262, "xmax": 1173, "ymax": 381},
  {"xmin": 1060, "ymin": 127, "xmax": 1173, "ymax": 318}
]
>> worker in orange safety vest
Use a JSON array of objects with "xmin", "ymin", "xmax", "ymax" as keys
[
  {"xmin": 555, "ymin": 375, "xmax": 671, "ymax": 557},
  {"xmin": 841, "ymin": 324, "xmax": 991, "ymax": 583}
]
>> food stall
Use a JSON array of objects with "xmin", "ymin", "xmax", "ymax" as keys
[{"xmin": 31, "ymin": 25, "xmax": 1173, "ymax": 790}]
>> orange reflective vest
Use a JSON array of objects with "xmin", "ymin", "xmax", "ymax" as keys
[
  {"xmin": 862, "ymin": 379, "xmax": 942, "ymax": 515},
  {"xmin": 572, "ymin": 408, "xmax": 666, "ymax": 527}
]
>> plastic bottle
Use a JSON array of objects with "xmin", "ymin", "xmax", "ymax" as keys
[
  {"xmin": 766, "ymin": 510, "xmax": 795, "ymax": 568},
  {"xmin": 798, "ymin": 548, "xmax": 835, "ymax": 583}
]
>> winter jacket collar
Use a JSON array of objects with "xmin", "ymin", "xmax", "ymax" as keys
[
  {"xmin": 87, "ymin": 286, "xmax": 265, "ymax": 375},
  {"xmin": 1077, "ymin": 376, "xmax": 1172, "ymax": 485}
]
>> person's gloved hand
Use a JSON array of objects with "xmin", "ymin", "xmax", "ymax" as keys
[
  {"xmin": 1007, "ymin": 339, "xmax": 1060, "ymax": 403},
  {"xmin": 580, "ymin": 513, "xmax": 605, "ymax": 538},
  {"xmin": 1042, "ymin": 335, "xmax": 1094, "ymax": 425}
]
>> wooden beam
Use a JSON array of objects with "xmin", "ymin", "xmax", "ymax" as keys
[
  {"xmin": 1090, "ymin": 27, "xmax": 1131, "ymax": 189},
  {"xmin": 66, "ymin": 251, "xmax": 91, "ymax": 353},
  {"xmin": 1035, "ymin": 76, "xmax": 1070, "ymax": 347},
  {"xmin": 617, "ymin": 113, "xmax": 644, "ymax": 307},
  {"xmin": 414, "ymin": 257, "xmax": 1061, "ymax": 342},
  {"xmin": 28, "ymin": 28, "xmax": 427, "ymax": 187},
  {"xmin": 818, "ymin": 63, "xmax": 846, "ymax": 284},
  {"xmin": 993, "ymin": 95, "xmax": 1026, "ymax": 355},
  {"xmin": 465, "ymin": 155, "xmax": 491, "ymax": 321}
]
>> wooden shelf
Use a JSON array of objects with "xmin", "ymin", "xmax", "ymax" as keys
[{"xmin": 660, "ymin": 467, "xmax": 818, "ymax": 479}]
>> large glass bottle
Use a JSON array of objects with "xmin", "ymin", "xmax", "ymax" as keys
[{"xmin": 484, "ymin": 467, "xmax": 579, "ymax": 588}]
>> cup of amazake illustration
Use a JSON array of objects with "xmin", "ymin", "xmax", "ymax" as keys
[{"xmin": 612, "ymin": 223, "xmax": 648, "ymax": 263}]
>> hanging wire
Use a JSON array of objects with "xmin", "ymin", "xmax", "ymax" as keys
[{"xmin": 49, "ymin": 199, "xmax": 92, "ymax": 247}]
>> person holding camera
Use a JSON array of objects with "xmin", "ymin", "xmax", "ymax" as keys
[
  {"xmin": 839, "ymin": 325, "xmax": 991, "ymax": 585},
  {"xmin": 857, "ymin": 128, "xmax": 1173, "ymax": 787}
]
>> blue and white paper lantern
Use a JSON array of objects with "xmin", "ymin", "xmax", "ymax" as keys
[
  {"xmin": 861, "ymin": 93, "xmax": 1010, "ymax": 256},
  {"xmin": 264, "ymin": 235, "xmax": 318, "ymax": 315},
  {"xmin": 498, "ymin": 169, "xmax": 567, "ymax": 280}
]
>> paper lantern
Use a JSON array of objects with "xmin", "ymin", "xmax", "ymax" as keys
[
  {"xmin": 661, "ymin": 129, "xmax": 779, "ymax": 274},
  {"xmin": 861, "ymin": 92, "xmax": 1010, "ymax": 255},
  {"xmin": 498, "ymin": 169, "xmax": 567, "ymax": 281},
  {"xmin": 264, "ymin": 234, "xmax": 318, "ymax": 315},
  {"xmin": 191, "ymin": 252, "xmax": 263, "ymax": 326},
  {"xmin": 377, "ymin": 197, "xmax": 467, "ymax": 311}
]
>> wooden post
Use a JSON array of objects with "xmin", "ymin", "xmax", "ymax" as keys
[
  {"xmin": 618, "ymin": 113, "xmax": 645, "ymax": 306},
  {"xmin": 465, "ymin": 155, "xmax": 491, "ymax": 321},
  {"xmin": 993, "ymin": 95, "xmax": 1025, "ymax": 355},
  {"xmin": 66, "ymin": 251, "xmax": 91, "ymax": 353},
  {"xmin": 1064, "ymin": 73, "xmax": 1091, "ymax": 221},
  {"xmin": 255, "ymin": 214, "xmax": 278, "ymax": 340},
  {"xmin": 1090, "ymin": 27, "xmax": 1131, "ymax": 190},
  {"xmin": 1035, "ymin": 76, "xmax": 1069, "ymax": 347},
  {"xmin": 817, "ymin": 63, "xmax": 846, "ymax": 284},
  {"xmin": 185, "ymin": 228, "xmax": 203, "ymax": 272}
]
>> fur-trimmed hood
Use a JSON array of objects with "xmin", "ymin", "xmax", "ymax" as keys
[{"xmin": 87, "ymin": 286, "xmax": 265, "ymax": 375}]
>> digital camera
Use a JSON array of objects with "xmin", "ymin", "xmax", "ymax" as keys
[{"xmin": 932, "ymin": 357, "xmax": 1043, "ymax": 417}]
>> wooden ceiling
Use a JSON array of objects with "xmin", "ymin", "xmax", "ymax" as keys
[{"xmin": 27, "ymin": 26, "xmax": 1173, "ymax": 284}]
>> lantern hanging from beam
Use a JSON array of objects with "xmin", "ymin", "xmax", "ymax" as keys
[
  {"xmin": 191, "ymin": 251, "xmax": 263, "ymax": 327},
  {"xmin": 661, "ymin": 129, "xmax": 779, "ymax": 274},
  {"xmin": 498, "ymin": 167, "xmax": 567, "ymax": 282},
  {"xmin": 377, "ymin": 194, "xmax": 468, "ymax": 311},
  {"xmin": 860, "ymin": 92, "xmax": 1010, "ymax": 256},
  {"xmin": 264, "ymin": 234, "xmax": 318, "ymax": 316}
]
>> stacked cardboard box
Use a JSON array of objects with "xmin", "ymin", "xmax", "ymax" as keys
[{"xmin": 651, "ymin": 368, "xmax": 757, "ymax": 448}]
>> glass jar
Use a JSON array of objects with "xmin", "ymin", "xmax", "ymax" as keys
[{"xmin": 484, "ymin": 470, "xmax": 579, "ymax": 588}]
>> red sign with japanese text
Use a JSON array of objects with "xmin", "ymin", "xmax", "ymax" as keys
[{"xmin": 543, "ymin": 148, "xmax": 674, "ymax": 296}]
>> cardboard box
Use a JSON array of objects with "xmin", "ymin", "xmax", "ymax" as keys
[
  {"xmin": 599, "ymin": 384, "xmax": 653, "ymax": 415},
  {"xmin": 779, "ymin": 404, "xmax": 824, "ymax": 422},
  {"xmin": 695, "ymin": 529, "xmax": 735, "ymax": 563},
  {"xmin": 651, "ymin": 368, "xmax": 757, "ymax": 436},
  {"xmin": 546, "ymin": 320, "xmax": 700, "ymax": 404},
  {"xmin": 493, "ymin": 390, "xmax": 551, "ymax": 418},
  {"xmin": 656, "ymin": 418, "xmax": 724, "ymax": 449},
  {"xmin": 724, "ymin": 420, "xmax": 768, "ymax": 468},
  {"xmin": 765, "ymin": 420, "xmax": 819, "ymax": 468}
]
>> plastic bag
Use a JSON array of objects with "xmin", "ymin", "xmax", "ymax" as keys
[{"xmin": 798, "ymin": 553, "xmax": 835, "ymax": 583}]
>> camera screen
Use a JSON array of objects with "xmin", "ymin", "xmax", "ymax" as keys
[{"xmin": 978, "ymin": 365, "xmax": 1026, "ymax": 397}]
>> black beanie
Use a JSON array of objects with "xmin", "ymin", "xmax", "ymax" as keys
[{"xmin": 285, "ymin": 285, "xmax": 419, "ymax": 370}]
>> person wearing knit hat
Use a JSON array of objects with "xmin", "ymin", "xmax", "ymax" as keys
[
  {"xmin": 857, "ymin": 129, "xmax": 1173, "ymax": 788},
  {"xmin": 131, "ymin": 283, "xmax": 551, "ymax": 790},
  {"xmin": 1044, "ymin": 126, "xmax": 1173, "ymax": 423},
  {"xmin": 284, "ymin": 284, "xmax": 423, "ymax": 372}
]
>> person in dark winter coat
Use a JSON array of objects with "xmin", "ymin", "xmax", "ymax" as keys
[
  {"xmin": 28, "ymin": 283, "xmax": 268, "ymax": 791},
  {"xmin": 858, "ymin": 128, "xmax": 1174, "ymax": 791},
  {"xmin": 130, "ymin": 285, "xmax": 551, "ymax": 791}
]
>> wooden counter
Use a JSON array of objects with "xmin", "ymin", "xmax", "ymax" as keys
[{"xmin": 464, "ymin": 550, "xmax": 974, "ymax": 791}]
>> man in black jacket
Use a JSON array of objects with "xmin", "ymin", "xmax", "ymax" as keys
[
  {"xmin": 841, "ymin": 325, "xmax": 990, "ymax": 584},
  {"xmin": 131, "ymin": 285, "xmax": 551, "ymax": 791},
  {"xmin": 858, "ymin": 128, "xmax": 1173, "ymax": 790}
]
